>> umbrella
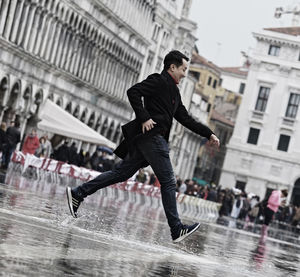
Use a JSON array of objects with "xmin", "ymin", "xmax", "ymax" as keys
[{"xmin": 97, "ymin": 146, "xmax": 114, "ymax": 155}]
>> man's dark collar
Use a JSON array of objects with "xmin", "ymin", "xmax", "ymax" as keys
[{"xmin": 161, "ymin": 70, "xmax": 178, "ymax": 85}]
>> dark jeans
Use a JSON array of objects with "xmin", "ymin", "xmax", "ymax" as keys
[
  {"xmin": 264, "ymin": 207, "xmax": 275, "ymax": 226},
  {"xmin": 2, "ymin": 147, "xmax": 15, "ymax": 169},
  {"xmin": 73, "ymin": 135, "xmax": 182, "ymax": 234}
]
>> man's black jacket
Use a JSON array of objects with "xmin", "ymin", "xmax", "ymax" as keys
[
  {"xmin": 114, "ymin": 70, "xmax": 213, "ymax": 159},
  {"xmin": 6, "ymin": 126, "xmax": 20, "ymax": 148}
]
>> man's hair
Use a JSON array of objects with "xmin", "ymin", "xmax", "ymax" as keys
[
  {"xmin": 163, "ymin": 50, "xmax": 189, "ymax": 71},
  {"xmin": 281, "ymin": 189, "xmax": 288, "ymax": 197}
]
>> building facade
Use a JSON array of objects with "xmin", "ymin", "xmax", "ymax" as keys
[
  {"xmin": 220, "ymin": 27, "xmax": 300, "ymax": 204},
  {"xmin": 0, "ymin": 0, "xmax": 203, "ymax": 178}
]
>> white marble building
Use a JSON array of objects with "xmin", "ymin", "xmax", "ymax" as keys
[
  {"xmin": 0, "ymin": 0, "xmax": 202, "ymax": 178},
  {"xmin": 219, "ymin": 27, "xmax": 300, "ymax": 204}
]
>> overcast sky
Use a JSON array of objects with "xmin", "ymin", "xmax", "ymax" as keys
[{"xmin": 189, "ymin": 0, "xmax": 299, "ymax": 67}]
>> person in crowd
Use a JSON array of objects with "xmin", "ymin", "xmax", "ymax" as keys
[
  {"xmin": 90, "ymin": 149, "xmax": 100, "ymax": 170},
  {"xmin": 67, "ymin": 50, "xmax": 220, "ymax": 243},
  {"xmin": 291, "ymin": 205, "xmax": 300, "ymax": 232},
  {"xmin": 97, "ymin": 152, "xmax": 114, "ymax": 172},
  {"xmin": 82, "ymin": 151, "xmax": 92, "ymax": 169},
  {"xmin": 238, "ymin": 193, "xmax": 251, "ymax": 221},
  {"xmin": 259, "ymin": 189, "xmax": 288, "ymax": 243},
  {"xmin": 246, "ymin": 203, "xmax": 260, "ymax": 229},
  {"xmin": 78, "ymin": 149, "xmax": 85, "ymax": 167},
  {"xmin": 207, "ymin": 186, "xmax": 217, "ymax": 202},
  {"xmin": 69, "ymin": 142, "xmax": 79, "ymax": 165},
  {"xmin": 200, "ymin": 186, "xmax": 209, "ymax": 200},
  {"xmin": 22, "ymin": 128, "xmax": 40, "ymax": 155},
  {"xmin": 185, "ymin": 179, "xmax": 194, "ymax": 195},
  {"xmin": 178, "ymin": 179, "xmax": 187, "ymax": 194},
  {"xmin": 0, "ymin": 122, "xmax": 8, "ymax": 166},
  {"xmin": 55, "ymin": 140, "xmax": 70, "ymax": 163},
  {"xmin": 135, "ymin": 168, "xmax": 147, "ymax": 183},
  {"xmin": 3, "ymin": 120, "xmax": 20, "ymax": 169},
  {"xmin": 149, "ymin": 173, "xmax": 157, "ymax": 186},
  {"xmin": 43, "ymin": 134, "xmax": 53, "ymax": 158},
  {"xmin": 35, "ymin": 136, "xmax": 47, "ymax": 158},
  {"xmin": 231, "ymin": 193, "xmax": 243, "ymax": 219},
  {"xmin": 285, "ymin": 204, "xmax": 295, "ymax": 224},
  {"xmin": 219, "ymin": 188, "xmax": 234, "ymax": 217},
  {"xmin": 175, "ymin": 176, "xmax": 182, "ymax": 192}
]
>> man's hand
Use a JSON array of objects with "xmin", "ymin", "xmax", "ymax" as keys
[
  {"xmin": 142, "ymin": 119, "xmax": 157, "ymax": 133},
  {"xmin": 208, "ymin": 134, "xmax": 220, "ymax": 148}
]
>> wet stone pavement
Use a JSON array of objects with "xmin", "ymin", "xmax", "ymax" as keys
[{"xmin": 0, "ymin": 174, "xmax": 300, "ymax": 276}]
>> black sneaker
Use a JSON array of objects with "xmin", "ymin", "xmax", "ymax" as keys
[
  {"xmin": 66, "ymin": 186, "xmax": 82, "ymax": 218},
  {"xmin": 172, "ymin": 223, "xmax": 201, "ymax": 243}
]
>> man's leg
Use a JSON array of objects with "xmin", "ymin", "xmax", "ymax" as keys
[
  {"xmin": 74, "ymin": 152, "xmax": 145, "ymax": 199},
  {"xmin": 67, "ymin": 150, "xmax": 146, "ymax": 217},
  {"xmin": 137, "ymin": 135, "xmax": 182, "ymax": 234}
]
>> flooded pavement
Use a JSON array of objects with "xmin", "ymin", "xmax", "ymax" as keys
[{"xmin": 0, "ymin": 175, "xmax": 300, "ymax": 276}]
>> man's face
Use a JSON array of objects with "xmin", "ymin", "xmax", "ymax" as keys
[{"xmin": 170, "ymin": 59, "xmax": 188, "ymax": 83}]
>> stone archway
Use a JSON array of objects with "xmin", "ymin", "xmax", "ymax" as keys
[
  {"xmin": 0, "ymin": 77, "xmax": 9, "ymax": 123},
  {"xmin": 106, "ymin": 121, "xmax": 114, "ymax": 140},
  {"xmin": 80, "ymin": 109, "xmax": 87, "ymax": 123},
  {"xmin": 65, "ymin": 102, "xmax": 72, "ymax": 113},
  {"xmin": 22, "ymin": 86, "xmax": 32, "ymax": 114},
  {"xmin": 100, "ymin": 118, "xmax": 108, "ymax": 136},
  {"xmin": 0, "ymin": 77, "xmax": 8, "ymax": 107},
  {"xmin": 291, "ymin": 179, "xmax": 300, "ymax": 206},
  {"xmin": 88, "ymin": 112, "xmax": 95, "ymax": 128},
  {"xmin": 73, "ymin": 105, "xmax": 80, "ymax": 118},
  {"xmin": 2, "ymin": 81, "xmax": 21, "ymax": 124}
]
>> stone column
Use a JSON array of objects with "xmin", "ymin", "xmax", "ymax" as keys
[
  {"xmin": 92, "ymin": 47, "xmax": 104, "ymax": 86},
  {"xmin": 49, "ymin": 20, "xmax": 63, "ymax": 64},
  {"xmin": 58, "ymin": 28, "xmax": 71, "ymax": 69},
  {"xmin": 9, "ymin": 0, "xmax": 25, "ymax": 43},
  {"xmin": 68, "ymin": 31, "xmax": 80, "ymax": 74},
  {"xmin": 106, "ymin": 59, "xmax": 116, "ymax": 95},
  {"xmin": 0, "ymin": 0, "xmax": 10, "ymax": 35},
  {"xmin": 33, "ymin": 9, "xmax": 48, "ymax": 55},
  {"xmin": 22, "ymin": 3, "xmax": 37, "ymax": 50},
  {"xmin": 98, "ymin": 54, "xmax": 109, "ymax": 90},
  {"xmin": 44, "ymin": 16, "xmax": 58, "ymax": 61},
  {"xmin": 73, "ymin": 35, "xmax": 84, "ymax": 76},
  {"xmin": 150, "ymin": 26, "xmax": 164, "ymax": 73},
  {"xmin": 85, "ymin": 43, "xmax": 96, "ymax": 83},
  {"xmin": 80, "ymin": 41, "xmax": 91, "ymax": 80},
  {"xmin": 54, "ymin": 23, "xmax": 68, "ymax": 68},
  {"xmin": 103, "ymin": 57, "xmax": 113, "ymax": 92},
  {"xmin": 27, "ymin": 6, "xmax": 42, "ymax": 53},
  {"xmin": 16, "ymin": 0, "xmax": 31, "ymax": 46},
  {"xmin": 77, "ymin": 39, "xmax": 89, "ymax": 78},
  {"xmin": 2, "ymin": 0, "xmax": 18, "ymax": 40},
  {"xmin": 39, "ymin": 14, "xmax": 53, "ymax": 59},
  {"xmin": 64, "ymin": 32, "xmax": 75, "ymax": 72}
]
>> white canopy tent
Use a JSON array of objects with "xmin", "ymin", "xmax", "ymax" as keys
[{"xmin": 37, "ymin": 99, "xmax": 116, "ymax": 149}]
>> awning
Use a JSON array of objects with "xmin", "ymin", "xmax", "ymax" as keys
[{"xmin": 37, "ymin": 99, "xmax": 116, "ymax": 149}]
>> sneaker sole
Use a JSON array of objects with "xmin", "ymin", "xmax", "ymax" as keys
[
  {"xmin": 66, "ymin": 187, "xmax": 77, "ymax": 218},
  {"xmin": 173, "ymin": 223, "xmax": 201, "ymax": 243}
]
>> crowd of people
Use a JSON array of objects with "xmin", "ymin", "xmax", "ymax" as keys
[
  {"xmin": 132, "ymin": 171, "xmax": 299, "ymax": 232},
  {"xmin": 0, "ymin": 122, "xmax": 116, "ymax": 173},
  {"xmin": 175, "ymin": 178, "xmax": 300, "ymax": 233}
]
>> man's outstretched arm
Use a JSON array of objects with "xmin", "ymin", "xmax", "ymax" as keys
[{"xmin": 174, "ymin": 100, "xmax": 220, "ymax": 147}]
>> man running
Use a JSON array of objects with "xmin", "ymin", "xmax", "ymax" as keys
[{"xmin": 67, "ymin": 50, "xmax": 220, "ymax": 242}]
